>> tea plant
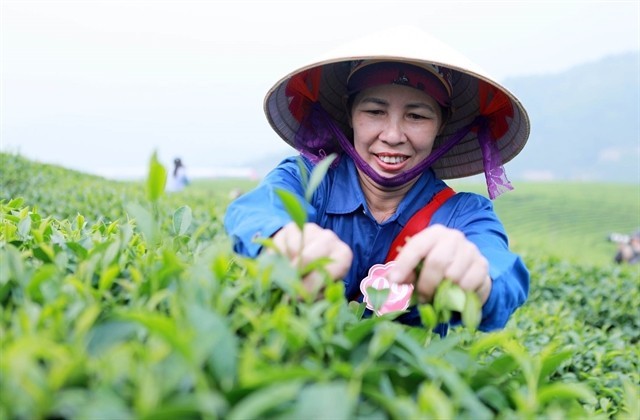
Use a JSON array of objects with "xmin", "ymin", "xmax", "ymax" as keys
[{"xmin": 1, "ymin": 152, "xmax": 638, "ymax": 419}]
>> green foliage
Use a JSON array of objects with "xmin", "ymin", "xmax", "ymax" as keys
[
  {"xmin": 449, "ymin": 180, "xmax": 640, "ymax": 266},
  {"xmin": 507, "ymin": 258, "xmax": 639, "ymax": 418},
  {"xmin": 0, "ymin": 152, "xmax": 638, "ymax": 419},
  {"xmin": 275, "ymin": 189, "xmax": 307, "ymax": 230},
  {"xmin": 0, "ymin": 153, "xmax": 144, "ymax": 223},
  {"xmin": 304, "ymin": 153, "xmax": 338, "ymax": 202},
  {"xmin": 433, "ymin": 280, "xmax": 481, "ymax": 331},
  {"xmin": 146, "ymin": 151, "xmax": 167, "ymax": 203}
]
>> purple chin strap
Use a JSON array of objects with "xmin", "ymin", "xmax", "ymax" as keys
[
  {"xmin": 295, "ymin": 102, "xmax": 512, "ymax": 198},
  {"xmin": 476, "ymin": 116, "xmax": 514, "ymax": 199}
]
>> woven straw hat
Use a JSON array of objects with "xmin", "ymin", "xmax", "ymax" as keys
[{"xmin": 264, "ymin": 26, "xmax": 530, "ymax": 180}]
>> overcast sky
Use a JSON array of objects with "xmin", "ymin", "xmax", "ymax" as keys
[{"xmin": 2, "ymin": 0, "xmax": 639, "ymax": 179}]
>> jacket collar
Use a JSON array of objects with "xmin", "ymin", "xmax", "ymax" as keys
[{"xmin": 324, "ymin": 155, "xmax": 446, "ymax": 225}]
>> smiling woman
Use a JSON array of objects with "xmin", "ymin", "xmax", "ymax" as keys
[{"xmin": 224, "ymin": 26, "xmax": 532, "ymax": 333}]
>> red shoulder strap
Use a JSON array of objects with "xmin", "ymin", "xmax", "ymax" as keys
[{"xmin": 385, "ymin": 187, "xmax": 456, "ymax": 262}]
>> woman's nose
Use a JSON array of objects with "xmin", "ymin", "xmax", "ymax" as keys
[{"xmin": 379, "ymin": 118, "xmax": 406, "ymax": 145}]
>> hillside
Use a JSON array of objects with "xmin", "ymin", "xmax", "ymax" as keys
[
  {"xmin": 503, "ymin": 51, "xmax": 639, "ymax": 182},
  {"xmin": 449, "ymin": 180, "xmax": 640, "ymax": 266},
  {"xmin": 3, "ymin": 152, "xmax": 638, "ymax": 267}
]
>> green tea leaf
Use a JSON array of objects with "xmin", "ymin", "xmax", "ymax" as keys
[
  {"xmin": 285, "ymin": 381, "xmax": 353, "ymax": 420},
  {"xmin": 7, "ymin": 197, "xmax": 25, "ymax": 208},
  {"xmin": 305, "ymin": 153, "xmax": 337, "ymax": 202},
  {"xmin": 66, "ymin": 242, "xmax": 89, "ymax": 259},
  {"xmin": 620, "ymin": 378, "xmax": 640, "ymax": 419},
  {"xmin": 417, "ymin": 383, "xmax": 454, "ymax": 419},
  {"xmin": 125, "ymin": 203, "xmax": 154, "ymax": 243},
  {"xmin": 476, "ymin": 385, "xmax": 510, "ymax": 412},
  {"xmin": 438, "ymin": 368, "xmax": 493, "ymax": 419},
  {"xmin": 98, "ymin": 264, "xmax": 120, "ymax": 292},
  {"xmin": 437, "ymin": 281, "xmax": 466, "ymax": 313},
  {"xmin": 296, "ymin": 156, "xmax": 309, "ymax": 192},
  {"xmin": 26, "ymin": 264, "xmax": 58, "ymax": 303},
  {"xmin": 187, "ymin": 305, "xmax": 238, "ymax": 392},
  {"xmin": 368, "ymin": 323, "xmax": 400, "ymax": 359},
  {"xmin": 324, "ymin": 280, "xmax": 345, "ymax": 304},
  {"xmin": 462, "ymin": 290, "xmax": 481, "ymax": 330},
  {"xmin": 0, "ymin": 244, "xmax": 25, "ymax": 285},
  {"xmin": 539, "ymin": 347, "xmax": 574, "ymax": 380},
  {"xmin": 32, "ymin": 244, "xmax": 55, "ymax": 263},
  {"xmin": 365, "ymin": 286, "xmax": 390, "ymax": 315},
  {"xmin": 344, "ymin": 318, "xmax": 378, "ymax": 346},
  {"xmin": 226, "ymin": 381, "xmax": 303, "ymax": 420},
  {"xmin": 116, "ymin": 311, "xmax": 192, "ymax": 360},
  {"xmin": 73, "ymin": 389, "xmax": 134, "ymax": 420},
  {"xmin": 85, "ymin": 321, "xmax": 139, "ymax": 356},
  {"xmin": 418, "ymin": 304, "xmax": 438, "ymax": 330},
  {"xmin": 17, "ymin": 215, "xmax": 31, "ymax": 240},
  {"xmin": 299, "ymin": 256, "xmax": 333, "ymax": 276},
  {"xmin": 139, "ymin": 393, "xmax": 227, "ymax": 420},
  {"xmin": 146, "ymin": 151, "xmax": 167, "ymax": 202},
  {"xmin": 537, "ymin": 382, "xmax": 596, "ymax": 405},
  {"xmin": 172, "ymin": 205, "xmax": 193, "ymax": 236},
  {"xmin": 275, "ymin": 189, "xmax": 307, "ymax": 230},
  {"xmin": 469, "ymin": 331, "xmax": 512, "ymax": 357},
  {"xmin": 73, "ymin": 304, "xmax": 102, "ymax": 338}
]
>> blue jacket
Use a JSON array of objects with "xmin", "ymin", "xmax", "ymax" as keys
[{"xmin": 224, "ymin": 155, "xmax": 529, "ymax": 331}]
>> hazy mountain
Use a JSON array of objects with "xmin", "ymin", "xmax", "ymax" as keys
[
  {"xmin": 248, "ymin": 51, "xmax": 640, "ymax": 182},
  {"xmin": 503, "ymin": 51, "xmax": 639, "ymax": 182}
]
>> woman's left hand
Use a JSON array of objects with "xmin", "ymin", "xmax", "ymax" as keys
[{"xmin": 386, "ymin": 224, "xmax": 492, "ymax": 304}]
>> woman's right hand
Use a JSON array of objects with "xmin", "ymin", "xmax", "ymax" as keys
[{"xmin": 271, "ymin": 222, "xmax": 353, "ymax": 295}]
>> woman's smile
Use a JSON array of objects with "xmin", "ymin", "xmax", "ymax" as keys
[{"xmin": 375, "ymin": 152, "xmax": 410, "ymax": 172}]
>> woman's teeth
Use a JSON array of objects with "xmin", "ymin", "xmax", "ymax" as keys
[{"xmin": 379, "ymin": 155, "xmax": 407, "ymax": 164}]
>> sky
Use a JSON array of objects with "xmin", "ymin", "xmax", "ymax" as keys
[{"xmin": 2, "ymin": 0, "xmax": 639, "ymax": 179}]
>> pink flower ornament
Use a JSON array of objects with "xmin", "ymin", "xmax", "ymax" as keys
[{"xmin": 360, "ymin": 262, "xmax": 414, "ymax": 315}]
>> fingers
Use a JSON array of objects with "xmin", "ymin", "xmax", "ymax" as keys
[
  {"xmin": 324, "ymin": 239, "xmax": 354, "ymax": 279},
  {"xmin": 410, "ymin": 227, "xmax": 465, "ymax": 301},
  {"xmin": 456, "ymin": 257, "xmax": 489, "ymax": 293},
  {"xmin": 386, "ymin": 225, "xmax": 453, "ymax": 285},
  {"xmin": 301, "ymin": 271, "xmax": 326, "ymax": 298},
  {"xmin": 271, "ymin": 222, "xmax": 302, "ymax": 258},
  {"xmin": 272, "ymin": 222, "xmax": 353, "ymax": 280},
  {"xmin": 389, "ymin": 225, "xmax": 491, "ymax": 303},
  {"xmin": 297, "ymin": 227, "xmax": 353, "ymax": 279}
]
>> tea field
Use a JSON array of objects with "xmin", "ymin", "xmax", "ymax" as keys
[
  {"xmin": 1, "ymin": 152, "xmax": 638, "ymax": 419},
  {"xmin": 447, "ymin": 180, "xmax": 640, "ymax": 267}
]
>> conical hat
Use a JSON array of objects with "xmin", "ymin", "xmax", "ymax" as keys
[{"xmin": 264, "ymin": 26, "xmax": 530, "ymax": 180}]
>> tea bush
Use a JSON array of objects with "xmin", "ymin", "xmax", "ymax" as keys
[{"xmin": 1, "ymin": 153, "xmax": 638, "ymax": 419}]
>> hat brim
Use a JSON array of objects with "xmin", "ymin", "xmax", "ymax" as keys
[{"xmin": 264, "ymin": 26, "xmax": 530, "ymax": 179}]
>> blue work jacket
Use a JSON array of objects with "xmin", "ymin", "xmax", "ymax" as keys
[{"xmin": 224, "ymin": 155, "xmax": 529, "ymax": 331}]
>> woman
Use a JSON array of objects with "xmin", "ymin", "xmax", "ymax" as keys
[
  {"xmin": 224, "ymin": 27, "xmax": 530, "ymax": 331},
  {"xmin": 166, "ymin": 157, "xmax": 189, "ymax": 192}
]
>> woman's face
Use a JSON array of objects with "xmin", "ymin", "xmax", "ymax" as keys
[{"xmin": 350, "ymin": 84, "xmax": 443, "ymax": 181}]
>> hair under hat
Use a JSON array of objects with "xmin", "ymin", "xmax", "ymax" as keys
[{"xmin": 346, "ymin": 60, "xmax": 452, "ymax": 107}]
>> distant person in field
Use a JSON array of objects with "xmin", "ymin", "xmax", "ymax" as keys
[
  {"xmin": 224, "ymin": 27, "xmax": 531, "ymax": 332},
  {"xmin": 166, "ymin": 157, "xmax": 189, "ymax": 192},
  {"xmin": 613, "ymin": 230, "xmax": 640, "ymax": 265}
]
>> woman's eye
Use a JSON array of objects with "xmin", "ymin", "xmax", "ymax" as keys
[
  {"xmin": 408, "ymin": 113, "xmax": 428, "ymax": 120},
  {"xmin": 365, "ymin": 109, "xmax": 384, "ymax": 115}
]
